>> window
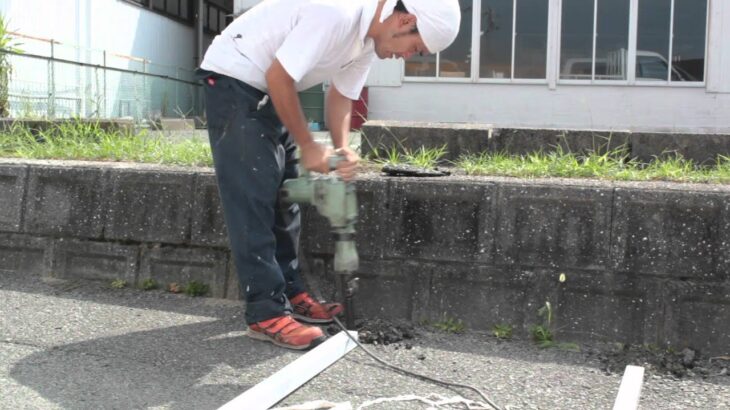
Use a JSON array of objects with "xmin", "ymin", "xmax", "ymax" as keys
[
  {"xmin": 204, "ymin": 2, "xmax": 230, "ymax": 34},
  {"xmin": 123, "ymin": 0, "xmax": 228, "ymax": 30},
  {"xmin": 400, "ymin": 0, "xmax": 708, "ymax": 85},
  {"xmin": 479, "ymin": 0, "xmax": 548, "ymax": 79},
  {"xmin": 480, "ymin": 0, "xmax": 549, "ymax": 80},
  {"xmin": 405, "ymin": 0, "xmax": 472, "ymax": 79},
  {"xmin": 560, "ymin": 0, "xmax": 630, "ymax": 81},
  {"xmin": 405, "ymin": 0, "xmax": 548, "ymax": 81},
  {"xmin": 480, "ymin": 0, "xmax": 512, "ymax": 79},
  {"xmin": 637, "ymin": 0, "xmax": 707, "ymax": 82}
]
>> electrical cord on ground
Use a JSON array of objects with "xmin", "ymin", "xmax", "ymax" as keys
[{"xmin": 331, "ymin": 316, "xmax": 504, "ymax": 410}]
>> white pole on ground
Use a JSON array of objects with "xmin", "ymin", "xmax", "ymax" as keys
[
  {"xmin": 218, "ymin": 331, "xmax": 359, "ymax": 410},
  {"xmin": 612, "ymin": 365, "xmax": 645, "ymax": 410}
]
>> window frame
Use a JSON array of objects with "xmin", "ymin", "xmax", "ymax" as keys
[
  {"xmin": 556, "ymin": 0, "xmax": 708, "ymax": 87},
  {"xmin": 402, "ymin": 0, "xmax": 709, "ymax": 87},
  {"xmin": 121, "ymin": 0, "xmax": 231, "ymax": 34},
  {"xmin": 403, "ymin": 0, "xmax": 551, "ymax": 85}
]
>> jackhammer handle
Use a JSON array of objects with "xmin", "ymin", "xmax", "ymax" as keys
[{"xmin": 328, "ymin": 154, "xmax": 347, "ymax": 171}]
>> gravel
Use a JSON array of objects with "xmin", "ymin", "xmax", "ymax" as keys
[{"xmin": 1, "ymin": 274, "xmax": 728, "ymax": 410}]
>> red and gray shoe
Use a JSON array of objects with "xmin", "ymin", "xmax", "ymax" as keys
[
  {"xmin": 247, "ymin": 315, "xmax": 327, "ymax": 350},
  {"xmin": 290, "ymin": 292, "xmax": 344, "ymax": 324}
]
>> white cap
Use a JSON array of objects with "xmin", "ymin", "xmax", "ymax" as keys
[{"xmin": 380, "ymin": 0, "xmax": 462, "ymax": 54}]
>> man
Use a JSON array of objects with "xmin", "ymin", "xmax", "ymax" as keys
[{"xmin": 198, "ymin": 0, "xmax": 460, "ymax": 350}]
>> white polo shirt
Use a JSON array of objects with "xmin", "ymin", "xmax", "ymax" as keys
[{"xmin": 201, "ymin": 0, "xmax": 378, "ymax": 100}]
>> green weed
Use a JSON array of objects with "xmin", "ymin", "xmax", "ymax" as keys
[
  {"xmin": 184, "ymin": 281, "xmax": 209, "ymax": 297},
  {"xmin": 0, "ymin": 120, "xmax": 212, "ymax": 166},
  {"xmin": 433, "ymin": 317, "xmax": 466, "ymax": 334},
  {"xmin": 110, "ymin": 279, "xmax": 128, "ymax": 289},
  {"xmin": 402, "ymin": 144, "xmax": 448, "ymax": 168},
  {"xmin": 492, "ymin": 324, "xmax": 513, "ymax": 339},
  {"xmin": 140, "ymin": 278, "xmax": 158, "ymax": 291}
]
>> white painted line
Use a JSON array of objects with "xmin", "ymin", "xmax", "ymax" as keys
[
  {"xmin": 219, "ymin": 331, "xmax": 359, "ymax": 410},
  {"xmin": 612, "ymin": 365, "xmax": 645, "ymax": 410}
]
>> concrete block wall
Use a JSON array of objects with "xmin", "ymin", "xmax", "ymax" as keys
[
  {"xmin": 1, "ymin": 159, "xmax": 728, "ymax": 355},
  {"xmin": 361, "ymin": 120, "xmax": 730, "ymax": 165}
]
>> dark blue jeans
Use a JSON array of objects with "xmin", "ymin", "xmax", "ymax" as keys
[{"xmin": 200, "ymin": 70, "xmax": 306, "ymax": 324}]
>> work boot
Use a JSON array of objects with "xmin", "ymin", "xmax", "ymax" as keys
[
  {"xmin": 290, "ymin": 292, "xmax": 344, "ymax": 324},
  {"xmin": 247, "ymin": 315, "xmax": 327, "ymax": 350}
]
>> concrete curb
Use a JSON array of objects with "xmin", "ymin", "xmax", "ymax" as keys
[{"xmin": 0, "ymin": 159, "xmax": 728, "ymax": 354}]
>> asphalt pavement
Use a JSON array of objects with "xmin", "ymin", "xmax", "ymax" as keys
[{"xmin": 1, "ymin": 272, "xmax": 728, "ymax": 410}]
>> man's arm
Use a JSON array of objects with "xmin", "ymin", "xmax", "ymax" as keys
[
  {"xmin": 326, "ymin": 85, "xmax": 360, "ymax": 180},
  {"xmin": 326, "ymin": 84, "xmax": 353, "ymax": 149},
  {"xmin": 266, "ymin": 58, "xmax": 330, "ymax": 174}
]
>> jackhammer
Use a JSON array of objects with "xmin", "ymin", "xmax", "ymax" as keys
[{"xmin": 280, "ymin": 156, "xmax": 359, "ymax": 329}]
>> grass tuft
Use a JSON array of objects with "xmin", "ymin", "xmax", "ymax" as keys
[
  {"xmin": 455, "ymin": 146, "xmax": 730, "ymax": 184},
  {"xmin": 184, "ymin": 281, "xmax": 209, "ymax": 297},
  {"xmin": 0, "ymin": 120, "xmax": 212, "ymax": 166},
  {"xmin": 433, "ymin": 316, "xmax": 466, "ymax": 334}
]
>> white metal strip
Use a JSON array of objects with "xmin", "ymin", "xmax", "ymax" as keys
[
  {"xmin": 591, "ymin": 0, "xmax": 598, "ymax": 82},
  {"xmin": 511, "ymin": 0, "xmax": 517, "ymax": 80},
  {"xmin": 627, "ymin": 0, "xmax": 638, "ymax": 84},
  {"xmin": 219, "ymin": 331, "xmax": 359, "ymax": 410},
  {"xmin": 547, "ymin": 0, "xmax": 561, "ymax": 89},
  {"xmin": 471, "ymin": 0, "xmax": 482, "ymax": 81},
  {"xmin": 668, "ymin": 0, "xmax": 675, "ymax": 82},
  {"xmin": 612, "ymin": 365, "xmax": 645, "ymax": 410}
]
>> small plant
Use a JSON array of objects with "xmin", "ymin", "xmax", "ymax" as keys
[
  {"xmin": 370, "ymin": 145, "xmax": 404, "ymax": 166},
  {"xmin": 528, "ymin": 301, "xmax": 581, "ymax": 351},
  {"xmin": 140, "ymin": 278, "xmax": 158, "ymax": 290},
  {"xmin": 492, "ymin": 324, "xmax": 513, "ymax": 339},
  {"xmin": 184, "ymin": 281, "xmax": 209, "ymax": 297},
  {"xmin": 433, "ymin": 316, "xmax": 466, "ymax": 334},
  {"xmin": 110, "ymin": 279, "xmax": 128, "ymax": 289},
  {"xmin": 530, "ymin": 324, "xmax": 554, "ymax": 348},
  {"xmin": 531, "ymin": 301, "xmax": 555, "ymax": 348},
  {"xmin": 403, "ymin": 144, "xmax": 448, "ymax": 168},
  {"xmin": 0, "ymin": 14, "xmax": 24, "ymax": 117}
]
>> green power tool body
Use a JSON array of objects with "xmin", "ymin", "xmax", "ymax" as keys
[{"xmin": 280, "ymin": 156, "xmax": 359, "ymax": 328}]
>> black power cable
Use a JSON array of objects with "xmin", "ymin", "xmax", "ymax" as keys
[{"xmin": 331, "ymin": 316, "xmax": 504, "ymax": 410}]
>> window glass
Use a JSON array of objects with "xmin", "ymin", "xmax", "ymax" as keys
[
  {"xmin": 180, "ymin": 0, "xmax": 189, "ymax": 20},
  {"xmin": 151, "ymin": 0, "xmax": 165, "ymax": 11},
  {"xmin": 480, "ymin": 0, "xmax": 513, "ymax": 79},
  {"xmin": 208, "ymin": 7, "xmax": 219, "ymax": 32},
  {"xmin": 672, "ymin": 0, "xmax": 706, "ymax": 82},
  {"xmin": 595, "ymin": 0, "xmax": 630, "ymax": 80},
  {"xmin": 560, "ymin": 0, "xmax": 594, "ymax": 80},
  {"xmin": 166, "ymin": 0, "xmax": 179, "ymax": 16},
  {"xmin": 637, "ymin": 0, "xmax": 671, "ymax": 81},
  {"xmin": 219, "ymin": 11, "xmax": 227, "ymax": 32},
  {"xmin": 514, "ymin": 0, "xmax": 548, "ymax": 79},
  {"xmin": 440, "ymin": 0, "xmax": 472, "ymax": 78},
  {"xmin": 405, "ymin": 54, "xmax": 437, "ymax": 77}
]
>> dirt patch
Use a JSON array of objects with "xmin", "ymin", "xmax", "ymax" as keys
[
  {"xmin": 593, "ymin": 345, "xmax": 730, "ymax": 379},
  {"xmin": 327, "ymin": 318, "xmax": 418, "ymax": 345}
]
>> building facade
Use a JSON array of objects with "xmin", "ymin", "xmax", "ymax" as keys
[
  {"xmin": 1, "ymin": 0, "xmax": 232, "ymax": 119},
  {"xmin": 365, "ymin": 0, "xmax": 730, "ymax": 134},
  {"xmin": 231, "ymin": 0, "xmax": 730, "ymax": 134}
]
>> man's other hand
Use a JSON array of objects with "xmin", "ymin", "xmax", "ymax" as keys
[{"xmin": 334, "ymin": 147, "xmax": 360, "ymax": 181}]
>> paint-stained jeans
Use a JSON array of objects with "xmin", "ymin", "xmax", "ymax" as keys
[{"xmin": 199, "ymin": 70, "xmax": 306, "ymax": 324}]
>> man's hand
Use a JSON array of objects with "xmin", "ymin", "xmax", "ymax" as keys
[
  {"xmin": 333, "ymin": 146, "xmax": 360, "ymax": 181},
  {"xmin": 300, "ymin": 141, "xmax": 334, "ymax": 174}
]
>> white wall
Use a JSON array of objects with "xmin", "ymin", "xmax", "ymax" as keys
[
  {"xmin": 1, "ymin": 0, "xmax": 199, "ymax": 70},
  {"xmin": 368, "ymin": 83, "xmax": 730, "ymax": 133}
]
